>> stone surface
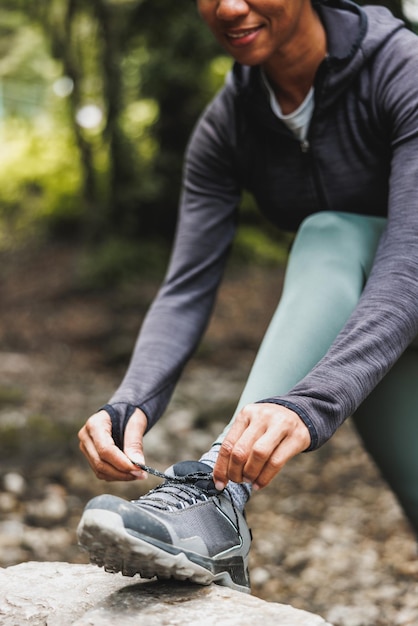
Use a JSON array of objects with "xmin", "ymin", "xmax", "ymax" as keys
[{"xmin": 0, "ymin": 562, "xmax": 333, "ymax": 626}]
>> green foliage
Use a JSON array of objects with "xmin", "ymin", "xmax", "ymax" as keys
[
  {"xmin": 77, "ymin": 236, "xmax": 169, "ymax": 288},
  {"xmin": 232, "ymin": 225, "xmax": 293, "ymax": 268},
  {"xmin": 0, "ymin": 118, "xmax": 83, "ymax": 247},
  {"xmin": 206, "ymin": 55, "xmax": 234, "ymax": 95},
  {"xmin": 0, "ymin": 384, "xmax": 25, "ymax": 408},
  {"xmin": 0, "ymin": 0, "xmax": 228, "ymax": 248}
]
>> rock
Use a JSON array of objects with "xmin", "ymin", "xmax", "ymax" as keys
[
  {"xmin": 25, "ymin": 484, "xmax": 68, "ymax": 527},
  {"xmin": 326, "ymin": 604, "xmax": 380, "ymax": 626},
  {"xmin": 0, "ymin": 562, "xmax": 333, "ymax": 626},
  {"xmin": 3, "ymin": 472, "xmax": 26, "ymax": 497}
]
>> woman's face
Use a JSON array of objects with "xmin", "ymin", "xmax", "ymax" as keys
[{"xmin": 197, "ymin": 0, "xmax": 312, "ymax": 67}]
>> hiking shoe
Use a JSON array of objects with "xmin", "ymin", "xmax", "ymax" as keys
[{"xmin": 77, "ymin": 461, "xmax": 252, "ymax": 593}]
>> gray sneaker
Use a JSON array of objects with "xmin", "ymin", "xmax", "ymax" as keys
[{"xmin": 77, "ymin": 461, "xmax": 252, "ymax": 593}]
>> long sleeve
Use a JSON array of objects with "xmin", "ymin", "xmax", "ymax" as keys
[
  {"xmin": 263, "ymin": 30, "xmax": 418, "ymax": 449},
  {"xmin": 105, "ymin": 90, "xmax": 242, "ymax": 447}
]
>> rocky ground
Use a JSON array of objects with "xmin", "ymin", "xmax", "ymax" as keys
[{"xmin": 0, "ymin": 244, "xmax": 417, "ymax": 626}]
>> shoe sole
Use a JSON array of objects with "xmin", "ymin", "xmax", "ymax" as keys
[{"xmin": 78, "ymin": 509, "xmax": 250, "ymax": 594}]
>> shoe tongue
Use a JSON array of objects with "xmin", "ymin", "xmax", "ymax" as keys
[
  {"xmin": 165, "ymin": 461, "xmax": 219, "ymax": 494},
  {"xmin": 168, "ymin": 461, "xmax": 211, "ymax": 477}
]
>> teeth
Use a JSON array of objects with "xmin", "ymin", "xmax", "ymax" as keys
[{"xmin": 228, "ymin": 29, "xmax": 257, "ymax": 39}]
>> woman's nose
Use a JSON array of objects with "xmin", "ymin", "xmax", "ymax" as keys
[{"xmin": 216, "ymin": 0, "xmax": 250, "ymax": 20}]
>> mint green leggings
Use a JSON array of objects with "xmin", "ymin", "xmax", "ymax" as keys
[{"xmin": 216, "ymin": 211, "xmax": 418, "ymax": 536}]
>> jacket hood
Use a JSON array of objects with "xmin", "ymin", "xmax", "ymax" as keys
[{"xmin": 228, "ymin": 0, "xmax": 406, "ymax": 110}]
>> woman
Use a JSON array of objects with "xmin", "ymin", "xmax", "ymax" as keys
[{"xmin": 77, "ymin": 0, "xmax": 418, "ymax": 593}]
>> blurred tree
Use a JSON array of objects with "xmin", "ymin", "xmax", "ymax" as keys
[
  {"xmin": 123, "ymin": 0, "xmax": 222, "ymax": 237},
  {"xmin": 22, "ymin": 0, "xmax": 222, "ymax": 241},
  {"xmin": 25, "ymin": 0, "xmax": 107, "ymax": 239},
  {"xmin": 0, "ymin": 0, "xmax": 416, "ymax": 250}
]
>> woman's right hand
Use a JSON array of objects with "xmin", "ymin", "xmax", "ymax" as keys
[{"xmin": 78, "ymin": 407, "xmax": 148, "ymax": 482}]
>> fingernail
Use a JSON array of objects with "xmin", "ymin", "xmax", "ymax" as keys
[
  {"xmin": 129, "ymin": 457, "xmax": 144, "ymax": 468},
  {"xmin": 130, "ymin": 471, "xmax": 146, "ymax": 479},
  {"xmin": 252, "ymin": 483, "xmax": 260, "ymax": 491},
  {"xmin": 214, "ymin": 480, "xmax": 226, "ymax": 491}
]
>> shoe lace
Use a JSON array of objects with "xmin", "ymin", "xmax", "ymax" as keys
[
  {"xmin": 131, "ymin": 461, "xmax": 214, "ymax": 484},
  {"xmin": 130, "ymin": 461, "xmax": 218, "ymax": 512}
]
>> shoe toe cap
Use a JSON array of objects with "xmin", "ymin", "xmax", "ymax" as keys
[{"xmin": 84, "ymin": 494, "xmax": 173, "ymax": 545}]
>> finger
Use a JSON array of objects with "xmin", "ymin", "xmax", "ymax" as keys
[
  {"xmin": 252, "ymin": 436, "xmax": 300, "ymax": 490},
  {"xmin": 222, "ymin": 414, "xmax": 286, "ymax": 484},
  {"xmin": 123, "ymin": 409, "xmax": 148, "ymax": 479},
  {"xmin": 222, "ymin": 425, "xmax": 268, "ymax": 484},
  {"xmin": 79, "ymin": 428, "xmax": 136, "ymax": 482},
  {"xmin": 79, "ymin": 411, "xmax": 138, "ymax": 480},
  {"xmin": 252, "ymin": 421, "xmax": 311, "ymax": 489},
  {"xmin": 214, "ymin": 404, "xmax": 280, "ymax": 485},
  {"xmin": 213, "ymin": 403, "xmax": 309, "ymax": 489},
  {"xmin": 213, "ymin": 412, "xmax": 251, "ymax": 488},
  {"xmin": 240, "ymin": 423, "xmax": 287, "ymax": 484},
  {"xmin": 84, "ymin": 412, "xmax": 136, "ymax": 472},
  {"xmin": 238, "ymin": 403, "xmax": 296, "ymax": 482}
]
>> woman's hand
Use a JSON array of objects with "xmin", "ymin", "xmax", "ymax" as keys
[
  {"xmin": 78, "ymin": 408, "xmax": 148, "ymax": 481},
  {"xmin": 213, "ymin": 403, "xmax": 311, "ymax": 491}
]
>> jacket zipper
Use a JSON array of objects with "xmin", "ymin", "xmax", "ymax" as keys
[
  {"xmin": 299, "ymin": 132, "xmax": 329, "ymax": 211},
  {"xmin": 299, "ymin": 57, "xmax": 330, "ymax": 210}
]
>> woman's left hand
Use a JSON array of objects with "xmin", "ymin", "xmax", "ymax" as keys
[{"xmin": 212, "ymin": 403, "xmax": 311, "ymax": 491}]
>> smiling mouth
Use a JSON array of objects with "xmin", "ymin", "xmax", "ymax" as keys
[{"xmin": 226, "ymin": 26, "xmax": 263, "ymax": 40}]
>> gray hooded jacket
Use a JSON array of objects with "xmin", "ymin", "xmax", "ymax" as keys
[{"xmin": 106, "ymin": 0, "xmax": 418, "ymax": 451}]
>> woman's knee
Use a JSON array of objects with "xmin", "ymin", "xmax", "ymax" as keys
[
  {"xmin": 292, "ymin": 212, "xmax": 359, "ymax": 263},
  {"xmin": 300, "ymin": 211, "xmax": 349, "ymax": 233},
  {"xmin": 298, "ymin": 211, "xmax": 370, "ymax": 244},
  {"xmin": 294, "ymin": 211, "xmax": 386, "ymax": 275}
]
